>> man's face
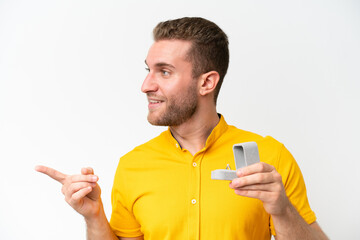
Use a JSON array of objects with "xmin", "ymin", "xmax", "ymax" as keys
[{"xmin": 142, "ymin": 40, "xmax": 198, "ymax": 126}]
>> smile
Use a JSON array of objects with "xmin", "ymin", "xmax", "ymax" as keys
[
  {"xmin": 147, "ymin": 98, "xmax": 165, "ymax": 110},
  {"xmin": 149, "ymin": 100, "xmax": 162, "ymax": 104}
]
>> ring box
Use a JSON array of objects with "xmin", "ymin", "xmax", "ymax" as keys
[{"xmin": 211, "ymin": 142, "xmax": 260, "ymax": 180}]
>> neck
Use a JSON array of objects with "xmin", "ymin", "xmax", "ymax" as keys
[{"xmin": 169, "ymin": 109, "xmax": 220, "ymax": 155}]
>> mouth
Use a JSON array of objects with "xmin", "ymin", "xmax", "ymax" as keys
[
  {"xmin": 147, "ymin": 97, "xmax": 165, "ymax": 110},
  {"xmin": 149, "ymin": 99, "xmax": 162, "ymax": 104}
]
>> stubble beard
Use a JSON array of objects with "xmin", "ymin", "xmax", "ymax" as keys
[{"xmin": 147, "ymin": 84, "xmax": 198, "ymax": 126}]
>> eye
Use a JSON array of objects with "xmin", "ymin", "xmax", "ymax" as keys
[
  {"xmin": 161, "ymin": 70, "xmax": 170, "ymax": 76},
  {"xmin": 145, "ymin": 67, "xmax": 150, "ymax": 72}
]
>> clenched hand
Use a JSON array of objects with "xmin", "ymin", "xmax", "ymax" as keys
[{"xmin": 229, "ymin": 162, "xmax": 290, "ymax": 216}]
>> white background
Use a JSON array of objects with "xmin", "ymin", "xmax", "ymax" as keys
[{"xmin": 1, "ymin": 0, "xmax": 359, "ymax": 239}]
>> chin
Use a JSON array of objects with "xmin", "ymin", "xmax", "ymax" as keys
[{"xmin": 147, "ymin": 114, "xmax": 164, "ymax": 126}]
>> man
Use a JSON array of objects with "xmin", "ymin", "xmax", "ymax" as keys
[{"xmin": 36, "ymin": 17, "xmax": 328, "ymax": 239}]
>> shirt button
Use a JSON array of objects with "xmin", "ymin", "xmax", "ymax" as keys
[
  {"xmin": 192, "ymin": 162, "xmax": 197, "ymax": 167},
  {"xmin": 175, "ymin": 143, "xmax": 179, "ymax": 148},
  {"xmin": 191, "ymin": 199, "xmax": 197, "ymax": 204}
]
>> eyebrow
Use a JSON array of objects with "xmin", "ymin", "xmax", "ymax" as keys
[{"xmin": 144, "ymin": 60, "xmax": 175, "ymax": 69}]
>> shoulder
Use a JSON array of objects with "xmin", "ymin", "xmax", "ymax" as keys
[
  {"xmin": 118, "ymin": 130, "xmax": 171, "ymax": 168},
  {"xmin": 225, "ymin": 124, "xmax": 264, "ymax": 140},
  {"xmin": 223, "ymin": 123, "xmax": 280, "ymax": 146}
]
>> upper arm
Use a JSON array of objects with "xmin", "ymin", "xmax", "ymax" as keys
[{"xmin": 111, "ymin": 160, "xmax": 143, "ymax": 237}]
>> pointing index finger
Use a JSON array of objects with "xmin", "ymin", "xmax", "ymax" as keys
[{"xmin": 35, "ymin": 165, "xmax": 67, "ymax": 184}]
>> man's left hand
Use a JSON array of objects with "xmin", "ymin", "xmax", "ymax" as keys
[{"xmin": 229, "ymin": 162, "xmax": 291, "ymax": 216}]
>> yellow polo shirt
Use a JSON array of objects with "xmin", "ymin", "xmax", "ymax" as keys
[{"xmin": 110, "ymin": 115, "xmax": 316, "ymax": 239}]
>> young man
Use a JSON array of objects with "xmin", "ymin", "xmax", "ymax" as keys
[{"xmin": 36, "ymin": 17, "xmax": 328, "ymax": 239}]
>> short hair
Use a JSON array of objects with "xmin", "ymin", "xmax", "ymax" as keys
[{"xmin": 153, "ymin": 17, "xmax": 229, "ymax": 104}]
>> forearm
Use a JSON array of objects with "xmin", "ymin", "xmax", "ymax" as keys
[
  {"xmin": 273, "ymin": 202, "xmax": 328, "ymax": 240},
  {"xmin": 85, "ymin": 200, "xmax": 119, "ymax": 240}
]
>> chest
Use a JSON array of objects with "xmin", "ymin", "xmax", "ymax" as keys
[{"xmin": 126, "ymin": 152, "xmax": 270, "ymax": 239}]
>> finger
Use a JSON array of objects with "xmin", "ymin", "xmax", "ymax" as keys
[
  {"xmin": 234, "ymin": 189, "xmax": 271, "ymax": 201},
  {"xmin": 69, "ymin": 186, "xmax": 93, "ymax": 205},
  {"xmin": 35, "ymin": 165, "xmax": 67, "ymax": 184},
  {"xmin": 63, "ymin": 182, "xmax": 97, "ymax": 196},
  {"xmin": 230, "ymin": 182, "xmax": 276, "ymax": 191},
  {"xmin": 236, "ymin": 162, "xmax": 275, "ymax": 177},
  {"xmin": 81, "ymin": 167, "xmax": 94, "ymax": 175},
  {"xmin": 230, "ymin": 172, "xmax": 278, "ymax": 188},
  {"xmin": 68, "ymin": 174, "xmax": 98, "ymax": 183}
]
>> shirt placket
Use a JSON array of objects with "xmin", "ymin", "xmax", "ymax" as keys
[{"xmin": 188, "ymin": 150, "xmax": 204, "ymax": 240}]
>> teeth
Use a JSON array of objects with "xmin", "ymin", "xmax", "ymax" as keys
[{"xmin": 149, "ymin": 100, "xmax": 161, "ymax": 103}]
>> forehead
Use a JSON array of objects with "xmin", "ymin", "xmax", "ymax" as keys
[{"xmin": 146, "ymin": 40, "xmax": 192, "ymax": 66}]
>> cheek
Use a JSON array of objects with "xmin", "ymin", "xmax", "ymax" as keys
[
  {"xmin": 160, "ymin": 74, "xmax": 196, "ymax": 98},
  {"xmin": 160, "ymin": 83, "xmax": 179, "ymax": 97}
]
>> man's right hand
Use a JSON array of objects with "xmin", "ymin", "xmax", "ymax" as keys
[{"xmin": 35, "ymin": 165, "xmax": 102, "ymax": 219}]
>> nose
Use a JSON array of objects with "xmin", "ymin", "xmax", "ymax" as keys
[{"xmin": 141, "ymin": 71, "xmax": 158, "ymax": 93}]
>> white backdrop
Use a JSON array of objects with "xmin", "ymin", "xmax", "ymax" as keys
[{"xmin": 1, "ymin": 0, "xmax": 359, "ymax": 239}]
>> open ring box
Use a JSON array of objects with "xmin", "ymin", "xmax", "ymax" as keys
[{"xmin": 211, "ymin": 142, "xmax": 260, "ymax": 181}]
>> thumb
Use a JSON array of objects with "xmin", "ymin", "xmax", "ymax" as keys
[{"xmin": 81, "ymin": 167, "xmax": 94, "ymax": 175}]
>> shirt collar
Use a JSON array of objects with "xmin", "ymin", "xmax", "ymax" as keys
[
  {"xmin": 204, "ymin": 114, "xmax": 228, "ymax": 148},
  {"xmin": 165, "ymin": 114, "xmax": 228, "ymax": 150}
]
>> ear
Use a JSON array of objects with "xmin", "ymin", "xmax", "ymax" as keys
[{"xmin": 198, "ymin": 71, "xmax": 220, "ymax": 96}]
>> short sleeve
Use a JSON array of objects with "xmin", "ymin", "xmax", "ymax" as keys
[
  {"xmin": 269, "ymin": 144, "xmax": 317, "ymax": 235},
  {"xmin": 109, "ymin": 159, "xmax": 143, "ymax": 238}
]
